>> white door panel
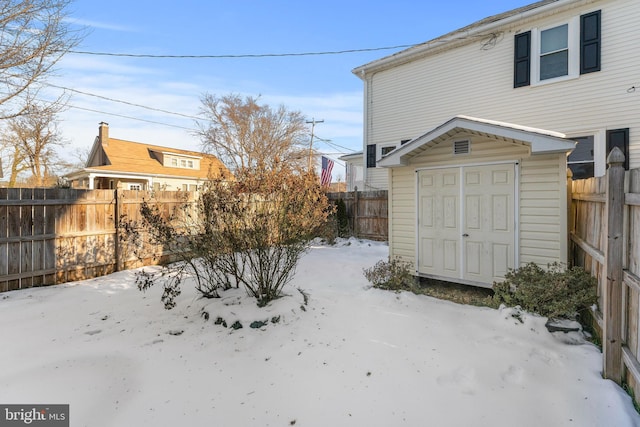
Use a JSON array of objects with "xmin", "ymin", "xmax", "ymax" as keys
[{"xmin": 418, "ymin": 164, "xmax": 515, "ymax": 284}]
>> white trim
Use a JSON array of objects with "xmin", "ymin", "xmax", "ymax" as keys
[
  {"xmin": 379, "ymin": 116, "xmax": 575, "ymax": 167},
  {"xmin": 378, "ymin": 142, "xmax": 398, "ymax": 165},
  {"xmin": 414, "ymin": 159, "xmax": 519, "ymax": 172},
  {"xmin": 159, "ymin": 151, "xmax": 202, "ymax": 160},
  {"xmin": 514, "ymin": 161, "xmax": 520, "ymax": 269},
  {"xmin": 414, "ymin": 169, "xmax": 420, "ymax": 275},
  {"xmin": 458, "ymin": 167, "xmax": 465, "ymax": 280},
  {"xmin": 353, "ymin": 0, "xmax": 578, "ymax": 78},
  {"xmin": 565, "ymin": 129, "xmax": 606, "ymax": 177},
  {"xmin": 531, "ymin": 16, "xmax": 580, "ymax": 86},
  {"xmin": 415, "ymin": 160, "xmax": 519, "ymax": 283}
]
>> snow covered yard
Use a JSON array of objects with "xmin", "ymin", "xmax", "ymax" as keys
[{"xmin": 0, "ymin": 239, "xmax": 638, "ymax": 427}]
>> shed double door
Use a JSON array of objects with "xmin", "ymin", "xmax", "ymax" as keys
[{"xmin": 417, "ymin": 164, "xmax": 515, "ymax": 285}]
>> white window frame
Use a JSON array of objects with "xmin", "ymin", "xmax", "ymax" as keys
[
  {"xmin": 377, "ymin": 143, "xmax": 397, "ymax": 165},
  {"xmin": 531, "ymin": 16, "xmax": 580, "ymax": 86},
  {"xmin": 566, "ymin": 129, "xmax": 605, "ymax": 177}
]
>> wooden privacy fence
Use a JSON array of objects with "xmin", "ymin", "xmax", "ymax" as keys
[
  {"xmin": 327, "ymin": 190, "xmax": 388, "ymax": 241},
  {"xmin": 0, "ymin": 188, "xmax": 192, "ymax": 292},
  {"xmin": 569, "ymin": 148, "xmax": 640, "ymax": 394}
]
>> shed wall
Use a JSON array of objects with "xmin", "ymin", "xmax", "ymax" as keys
[{"xmin": 389, "ymin": 138, "xmax": 567, "ymax": 274}]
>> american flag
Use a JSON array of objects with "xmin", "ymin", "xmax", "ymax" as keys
[{"xmin": 321, "ymin": 156, "xmax": 334, "ymax": 187}]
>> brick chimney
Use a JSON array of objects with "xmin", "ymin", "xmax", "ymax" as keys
[{"xmin": 99, "ymin": 122, "xmax": 109, "ymax": 146}]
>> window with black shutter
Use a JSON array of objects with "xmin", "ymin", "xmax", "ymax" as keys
[
  {"xmin": 606, "ymin": 128, "xmax": 629, "ymax": 170},
  {"xmin": 366, "ymin": 144, "xmax": 377, "ymax": 168},
  {"xmin": 514, "ymin": 10, "xmax": 601, "ymax": 87},
  {"xmin": 514, "ymin": 31, "xmax": 531, "ymax": 88},
  {"xmin": 580, "ymin": 10, "xmax": 601, "ymax": 74}
]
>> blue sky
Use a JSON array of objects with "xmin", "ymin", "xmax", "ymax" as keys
[{"xmin": 51, "ymin": 0, "xmax": 533, "ymax": 175}]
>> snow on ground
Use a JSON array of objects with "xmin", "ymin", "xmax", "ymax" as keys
[{"xmin": 1, "ymin": 238, "xmax": 639, "ymax": 427}]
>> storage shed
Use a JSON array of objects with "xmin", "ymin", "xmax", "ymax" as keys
[{"xmin": 378, "ymin": 116, "xmax": 576, "ymax": 287}]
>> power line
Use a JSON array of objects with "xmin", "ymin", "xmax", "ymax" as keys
[
  {"xmin": 0, "ymin": 89, "xmax": 198, "ymax": 131},
  {"xmin": 314, "ymin": 135, "xmax": 358, "ymax": 153},
  {"xmin": 67, "ymin": 104, "xmax": 198, "ymax": 131},
  {"xmin": 67, "ymin": 44, "xmax": 416, "ymax": 59},
  {"xmin": 47, "ymin": 84, "xmax": 202, "ymax": 120}
]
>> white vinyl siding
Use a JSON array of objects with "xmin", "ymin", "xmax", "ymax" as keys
[
  {"xmin": 366, "ymin": 167, "xmax": 391, "ymax": 191},
  {"xmin": 518, "ymin": 154, "xmax": 568, "ymax": 266},
  {"xmin": 389, "ymin": 166, "xmax": 416, "ymax": 264},
  {"xmin": 364, "ymin": 0, "xmax": 640, "ymax": 173}
]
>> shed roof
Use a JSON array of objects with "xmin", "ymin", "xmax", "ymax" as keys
[{"xmin": 377, "ymin": 115, "xmax": 576, "ymax": 167}]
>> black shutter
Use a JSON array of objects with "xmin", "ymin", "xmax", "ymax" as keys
[
  {"xmin": 514, "ymin": 31, "xmax": 531, "ymax": 88},
  {"xmin": 580, "ymin": 10, "xmax": 601, "ymax": 74},
  {"xmin": 366, "ymin": 144, "xmax": 377, "ymax": 168},
  {"xmin": 606, "ymin": 128, "xmax": 629, "ymax": 170}
]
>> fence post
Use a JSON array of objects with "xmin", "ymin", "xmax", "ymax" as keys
[
  {"xmin": 603, "ymin": 147, "xmax": 625, "ymax": 384},
  {"xmin": 353, "ymin": 188, "xmax": 359, "ymax": 237},
  {"xmin": 567, "ymin": 168, "xmax": 573, "ymax": 264},
  {"xmin": 114, "ymin": 189, "xmax": 121, "ymax": 272}
]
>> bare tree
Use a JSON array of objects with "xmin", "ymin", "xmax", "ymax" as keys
[
  {"xmin": 196, "ymin": 94, "xmax": 310, "ymax": 173},
  {"xmin": 0, "ymin": 141, "xmax": 29, "ymax": 187},
  {"xmin": 0, "ymin": 0, "xmax": 82, "ymax": 118},
  {"xmin": 0, "ymin": 95, "xmax": 69, "ymax": 186}
]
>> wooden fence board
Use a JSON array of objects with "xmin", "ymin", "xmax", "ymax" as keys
[
  {"xmin": 0, "ymin": 188, "xmax": 192, "ymax": 291},
  {"xmin": 571, "ymin": 165, "xmax": 640, "ymax": 396},
  {"xmin": 327, "ymin": 190, "xmax": 388, "ymax": 241}
]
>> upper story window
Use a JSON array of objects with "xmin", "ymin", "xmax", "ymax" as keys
[
  {"xmin": 166, "ymin": 155, "xmax": 199, "ymax": 169},
  {"xmin": 514, "ymin": 10, "xmax": 600, "ymax": 88},
  {"xmin": 539, "ymin": 23, "xmax": 571, "ymax": 81}
]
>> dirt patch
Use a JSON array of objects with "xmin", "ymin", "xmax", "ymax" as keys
[{"xmin": 414, "ymin": 278, "xmax": 497, "ymax": 308}]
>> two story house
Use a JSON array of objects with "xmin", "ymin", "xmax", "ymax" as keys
[
  {"xmin": 66, "ymin": 122, "xmax": 229, "ymax": 191},
  {"xmin": 349, "ymin": 0, "xmax": 638, "ymax": 286}
]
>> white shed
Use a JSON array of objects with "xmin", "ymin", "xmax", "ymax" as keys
[{"xmin": 378, "ymin": 115, "xmax": 576, "ymax": 287}]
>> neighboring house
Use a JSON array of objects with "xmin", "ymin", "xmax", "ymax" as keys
[
  {"xmin": 66, "ymin": 122, "xmax": 229, "ymax": 191},
  {"xmin": 340, "ymin": 151, "xmax": 364, "ymax": 191},
  {"xmin": 350, "ymin": 0, "xmax": 638, "ymax": 286}
]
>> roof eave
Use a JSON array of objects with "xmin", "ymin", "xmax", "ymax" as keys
[
  {"xmin": 353, "ymin": 0, "xmax": 575, "ymax": 79},
  {"xmin": 377, "ymin": 116, "xmax": 576, "ymax": 168}
]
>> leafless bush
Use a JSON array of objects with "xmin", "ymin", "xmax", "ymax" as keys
[{"xmin": 122, "ymin": 168, "xmax": 332, "ymax": 308}]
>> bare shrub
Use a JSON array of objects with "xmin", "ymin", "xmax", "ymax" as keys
[
  {"xmin": 363, "ymin": 257, "xmax": 414, "ymax": 291},
  {"xmin": 122, "ymin": 168, "xmax": 332, "ymax": 308}
]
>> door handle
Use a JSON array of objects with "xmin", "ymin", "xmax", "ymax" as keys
[{"xmin": 462, "ymin": 233, "xmax": 469, "ymax": 237}]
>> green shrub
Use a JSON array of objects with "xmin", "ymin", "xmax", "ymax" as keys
[
  {"xmin": 335, "ymin": 198, "xmax": 350, "ymax": 238},
  {"xmin": 363, "ymin": 257, "xmax": 414, "ymax": 291},
  {"xmin": 492, "ymin": 262, "xmax": 597, "ymax": 320}
]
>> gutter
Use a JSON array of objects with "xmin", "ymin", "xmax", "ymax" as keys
[{"xmin": 352, "ymin": 0, "xmax": 591, "ymax": 78}]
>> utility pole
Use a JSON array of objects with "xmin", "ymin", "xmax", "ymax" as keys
[{"xmin": 306, "ymin": 118, "xmax": 324, "ymax": 171}]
